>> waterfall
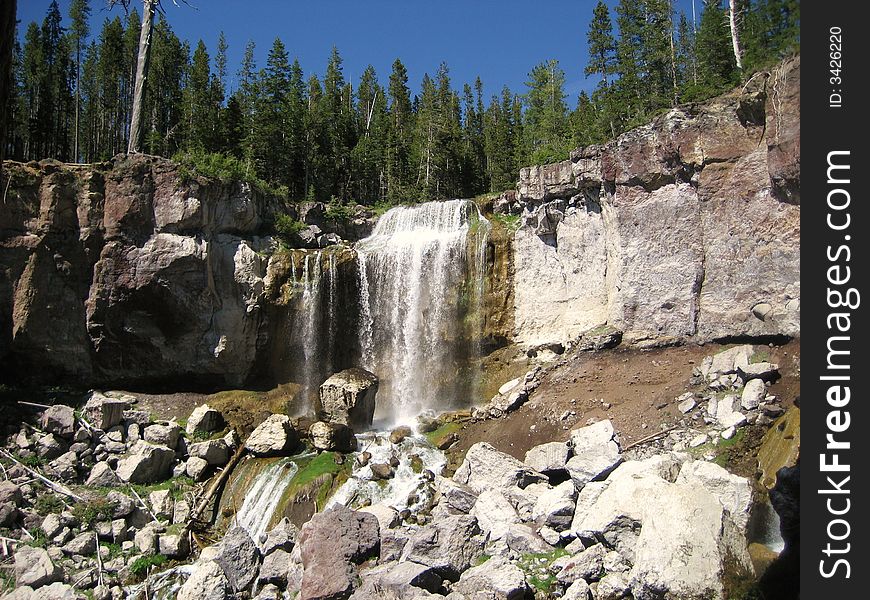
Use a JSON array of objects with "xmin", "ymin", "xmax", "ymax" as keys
[
  {"xmin": 355, "ymin": 200, "xmax": 490, "ymax": 425},
  {"xmin": 233, "ymin": 458, "xmax": 299, "ymax": 546}
]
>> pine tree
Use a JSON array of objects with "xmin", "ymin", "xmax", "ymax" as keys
[
  {"xmin": 69, "ymin": 0, "xmax": 90, "ymax": 161},
  {"xmin": 586, "ymin": 1, "xmax": 617, "ymax": 87},
  {"xmin": 385, "ymin": 58, "xmax": 413, "ymax": 202},
  {"xmin": 695, "ymin": 0, "xmax": 737, "ymax": 96},
  {"xmin": 249, "ymin": 37, "xmax": 293, "ymax": 187},
  {"xmin": 182, "ymin": 40, "xmax": 217, "ymax": 151},
  {"xmin": 523, "ymin": 59, "xmax": 569, "ymax": 164}
]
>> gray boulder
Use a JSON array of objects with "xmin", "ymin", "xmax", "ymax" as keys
[
  {"xmin": 185, "ymin": 404, "xmax": 224, "ymax": 436},
  {"xmin": 246, "ymin": 414, "xmax": 299, "ymax": 456},
  {"xmin": 262, "ymin": 518, "xmax": 300, "ymax": 555},
  {"xmin": 188, "ymin": 439, "xmax": 231, "ymax": 466},
  {"xmin": 319, "ymin": 368, "xmax": 379, "ymax": 429},
  {"xmin": 741, "ymin": 379, "xmax": 766, "ymax": 410},
  {"xmin": 84, "ymin": 392, "xmax": 130, "ymax": 430},
  {"xmin": 471, "ymin": 489, "xmax": 521, "ymax": 542},
  {"xmin": 524, "ymin": 441, "xmax": 570, "ymax": 474},
  {"xmin": 143, "ymin": 423, "xmax": 182, "ymax": 449},
  {"xmin": 85, "ymin": 461, "xmax": 120, "ymax": 487},
  {"xmin": 214, "ymin": 526, "xmax": 261, "ymax": 592},
  {"xmin": 115, "ymin": 441, "xmax": 175, "ymax": 483},
  {"xmin": 185, "ymin": 456, "xmax": 210, "ymax": 481},
  {"xmin": 453, "ymin": 442, "xmax": 548, "ymax": 494},
  {"xmin": 61, "ymin": 532, "xmax": 97, "ymax": 556},
  {"xmin": 566, "ymin": 420, "xmax": 622, "ymax": 490},
  {"xmin": 309, "ymin": 421, "xmax": 357, "ymax": 453},
  {"xmin": 14, "ymin": 546, "xmax": 64, "ymax": 588},
  {"xmin": 40, "ymin": 405, "xmax": 75, "ymax": 438},
  {"xmin": 401, "ymin": 514, "xmax": 482, "ymax": 580},
  {"xmin": 532, "ymin": 480, "xmax": 577, "ymax": 530},
  {"xmin": 453, "ymin": 556, "xmax": 529, "ymax": 600},
  {"xmin": 177, "ymin": 560, "xmax": 227, "ymax": 600},
  {"xmin": 258, "ymin": 549, "xmax": 290, "ymax": 586}
]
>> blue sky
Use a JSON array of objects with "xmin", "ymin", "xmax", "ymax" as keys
[{"xmin": 17, "ymin": 0, "xmax": 700, "ymax": 103}]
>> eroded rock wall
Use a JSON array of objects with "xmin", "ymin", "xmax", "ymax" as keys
[
  {"xmin": 512, "ymin": 56, "xmax": 800, "ymax": 347},
  {"xmin": 0, "ymin": 155, "xmax": 355, "ymax": 388}
]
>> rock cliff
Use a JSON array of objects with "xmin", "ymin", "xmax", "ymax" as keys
[
  {"xmin": 510, "ymin": 56, "xmax": 800, "ymax": 347},
  {"xmin": 0, "ymin": 156, "xmax": 358, "ymax": 388}
]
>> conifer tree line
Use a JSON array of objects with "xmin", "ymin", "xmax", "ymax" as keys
[{"xmin": 4, "ymin": 0, "xmax": 798, "ymax": 204}]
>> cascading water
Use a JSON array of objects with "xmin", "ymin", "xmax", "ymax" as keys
[
  {"xmin": 355, "ymin": 200, "xmax": 490, "ymax": 425},
  {"xmin": 233, "ymin": 458, "xmax": 299, "ymax": 546}
]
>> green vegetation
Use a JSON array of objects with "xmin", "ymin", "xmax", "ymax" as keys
[
  {"xmin": 517, "ymin": 549, "xmax": 571, "ymax": 593},
  {"xmin": 128, "ymin": 553, "xmax": 168, "ymax": 580},
  {"xmin": 8, "ymin": 1, "xmax": 797, "ymax": 205},
  {"xmin": 131, "ymin": 476, "xmax": 196, "ymax": 502},
  {"xmin": 488, "ymin": 212, "xmax": 521, "ymax": 231},
  {"xmin": 34, "ymin": 494, "xmax": 65, "ymax": 516},
  {"xmin": 472, "ymin": 554, "xmax": 492, "ymax": 566},
  {"xmin": 72, "ymin": 497, "xmax": 117, "ymax": 527},
  {"xmin": 423, "ymin": 421, "xmax": 462, "ymax": 446}
]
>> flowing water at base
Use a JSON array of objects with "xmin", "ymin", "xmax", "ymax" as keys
[{"xmin": 233, "ymin": 458, "xmax": 300, "ymax": 546}]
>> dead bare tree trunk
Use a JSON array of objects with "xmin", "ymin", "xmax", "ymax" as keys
[
  {"xmin": 128, "ymin": 0, "xmax": 158, "ymax": 154},
  {"xmin": 728, "ymin": 0, "xmax": 744, "ymax": 71}
]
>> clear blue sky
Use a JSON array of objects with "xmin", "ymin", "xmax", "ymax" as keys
[{"xmin": 17, "ymin": 0, "xmax": 700, "ymax": 102}]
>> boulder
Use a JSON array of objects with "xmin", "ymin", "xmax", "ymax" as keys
[
  {"xmin": 555, "ymin": 543, "xmax": 607, "ymax": 584},
  {"xmin": 159, "ymin": 533, "xmax": 189, "ymax": 558},
  {"xmin": 186, "ymin": 404, "xmax": 224, "ymax": 436},
  {"xmin": 36, "ymin": 434, "xmax": 66, "ymax": 461},
  {"xmin": 14, "ymin": 546, "xmax": 64, "ymax": 587},
  {"xmin": 436, "ymin": 476, "xmax": 478, "ymax": 514},
  {"xmin": 566, "ymin": 420, "xmax": 622, "ymax": 490},
  {"xmin": 359, "ymin": 504, "xmax": 401, "ymax": 532},
  {"xmin": 188, "ymin": 439, "xmax": 231, "ymax": 466},
  {"xmin": 299, "ymin": 505, "xmax": 380, "ymax": 600},
  {"xmin": 258, "ymin": 549, "xmax": 290, "ymax": 586},
  {"xmin": 318, "ymin": 368, "xmax": 379, "ymax": 429},
  {"xmin": 471, "ymin": 489, "xmax": 522, "ymax": 541},
  {"xmin": 738, "ymin": 362, "xmax": 780, "ymax": 382},
  {"xmin": 213, "ymin": 526, "xmax": 261, "ymax": 592},
  {"xmin": 85, "ymin": 461, "xmax": 120, "ymax": 487},
  {"xmin": 532, "ymin": 480, "xmax": 577, "ymax": 530},
  {"xmin": 185, "ymin": 456, "xmax": 210, "ymax": 481},
  {"xmin": 115, "ymin": 441, "xmax": 175, "ymax": 483},
  {"xmin": 358, "ymin": 561, "xmax": 443, "ymax": 595},
  {"xmin": 309, "ymin": 421, "xmax": 357, "ymax": 453},
  {"xmin": 676, "ymin": 460, "xmax": 753, "ymax": 531},
  {"xmin": 401, "ymin": 514, "xmax": 482, "ymax": 580},
  {"xmin": 741, "ymin": 379, "xmax": 766, "ymax": 410},
  {"xmin": 700, "ymin": 345, "xmax": 754, "ymax": 383},
  {"xmin": 84, "ymin": 392, "xmax": 130, "ymax": 430},
  {"xmin": 0, "ymin": 481, "xmax": 23, "ymax": 506},
  {"xmin": 524, "ymin": 441, "xmax": 571, "ymax": 474},
  {"xmin": 563, "ymin": 579, "xmax": 592, "ymax": 600},
  {"xmin": 143, "ymin": 423, "xmax": 182, "ymax": 449},
  {"xmin": 453, "ymin": 556, "xmax": 529, "ymax": 600},
  {"xmin": 47, "ymin": 451, "xmax": 78, "ymax": 481},
  {"xmin": 504, "ymin": 524, "xmax": 555, "ymax": 555},
  {"xmin": 149, "ymin": 489, "xmax": 173, "ymax": 519},
  {"xmin": 262, "ymin": 518, "xmax": 300, "ymax": 555},
  {"xmin": 0, "ymin": 502, "xmax": 18, "ymax": 527},
  {"xmin": 246, "ymin": 414, "xmax": 299, "ymax": 456},
  {"xmin": 453, "ymin": 442, "xmax": 548, "ymax": 494},
  {"xmin": 40, "ymin": 405, "xmax": 76, "ymax": 438},
  {"xmin": 177, "ymin": 560, "xmax": 228, "ymax": 600},
  {"xmin": 62, "ymin": 532, "xmax": 97, "ymax": 556},
  {"xmin": 595, "ymin": 572, "xmax": 631, "ymax": 600},
  {"xmin": 389, "ymin": 426, "xmax": 413, "ymax": 445}
]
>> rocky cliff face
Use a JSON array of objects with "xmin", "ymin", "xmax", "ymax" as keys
[
  {"xmin": 0, "ymin": 155, "xmax": 359, "ymax": 389},
  {"xmin": 511, "ymin": 56, "xmax": 800, "ymax": 347}
]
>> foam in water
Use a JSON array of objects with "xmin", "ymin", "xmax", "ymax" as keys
[{"xmin": 355, "ymin": 200, "xmax": 489, "ymax": 425}]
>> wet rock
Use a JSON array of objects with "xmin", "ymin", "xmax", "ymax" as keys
[
  {"xmin": 389, "ymin": 426, "xmax": 413, "ymax": 444},
  {"xmin": 523, "ymin": 441, "xmax": 570, "ymax": 474},
  {"xmin": 318, "ymin": 368, "xmax": 379, "ymax": 429},
  {"xmin": 84, "ymin": 392, "xmax": 130, "ymax": 430},
  {"xmin": 188, "ymin": 439, "xmax": 230, "ymax": 466},
  {"xmin": 453, "ymin": 442, "xmax": 548, "ymax": 494},
  {"xmin": 185, "ymin": 404, "xmax": 224, "ymax": 437},
  {"xmin": 369, "ymin": 462, "xmax": 394, "ymax": 480},
  {"xmin": 453, "ymin": 556, "xmax": 529, "ymax": 600},
  {"xmin": 308, "ymin": 421, "xmax": 357, "ymax": 453},
  {"xmin": 213, "ymin": 526, "xmax": 260, "ymax": 592},
  {"xmin": 40, "ymin": 405, "xmax": 76, "ymax": 438},
  {"xmin": 115, "ymin": 441, "xmax": 175, "ymax": 483},
  {"xmin": 177, "ymin": 560, "xmax": 227, "ymax": 600},
  {"xmin": 246, "ymin": 414, "xmax": 299, "ymax": 456}
]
